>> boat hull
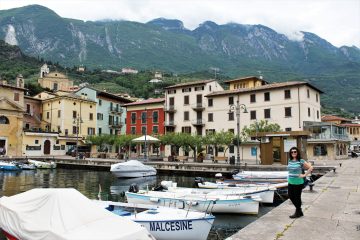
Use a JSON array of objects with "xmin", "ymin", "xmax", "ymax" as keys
[
  {"xmin": 111, "ymin": 170, "xmax": 156, "ymax": 178},
  {"xmin": 28, "ymin": 160, "xmax": 56, "ymax": 169},
  {"xmin": 135, "ymin": 218, "xmax": 214, "ymax": 240},
  {"xmin": 126, "ymin": 192, "xmax": 259, "ymax": 214}
]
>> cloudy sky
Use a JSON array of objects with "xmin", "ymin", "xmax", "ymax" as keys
[{"xmin": 0, "ymin": 0, "xmax": 359, "ymax": 48}]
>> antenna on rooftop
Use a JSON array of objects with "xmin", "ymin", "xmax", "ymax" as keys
[{"xmin": 210, "ymin": 67, "xmax": 220, "ymax": 80}]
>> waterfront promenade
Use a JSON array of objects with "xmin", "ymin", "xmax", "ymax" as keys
[{"xmin": 228, "ymin": 158, "xmax": 360, "ymax": 240}]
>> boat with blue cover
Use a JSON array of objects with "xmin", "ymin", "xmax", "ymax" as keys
[{"xmin": 0, "ymin": 161, "xmax": 21, "ymax": 171}]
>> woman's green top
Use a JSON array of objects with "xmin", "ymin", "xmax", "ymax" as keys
[{"xmin": 287, "ymin": 159, "xmax": 305, "ymax": 185}]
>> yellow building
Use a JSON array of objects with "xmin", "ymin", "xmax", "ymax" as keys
[
  {"xmin": 34, "ymin": 91, "xmax": 97, "ymax": 153},
  {"xmin": 38, "ymin": 71, "xmax": 74, "ymax": 91},
  {"xmin": 224, "ymin": 76, "xmax": 268, "ymax": 90},
  {"xmin": 0, "ymin": 77, "xmax": 26, "ymax": 157}
]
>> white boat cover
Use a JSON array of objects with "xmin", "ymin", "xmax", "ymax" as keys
[
  {"xmin": 120, "ymin": 160, "xmax": 146, "ymax": 166},
  {"xmin": 0, "ymin": 188, "xmax": 153, "ymax": 240}
]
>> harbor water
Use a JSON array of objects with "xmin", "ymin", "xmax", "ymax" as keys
[{"xmin": 0, "ymin": 168, "xmax": 281, "ymax": 240}]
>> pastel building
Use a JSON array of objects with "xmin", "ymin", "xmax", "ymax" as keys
[
  {"xmin": 0, "ymin": 76, "xmax": 26, "ymax": 156},
  {"xmin": 38, "ymin": 69, "xmax": 74, "ymax": 91},
  {"xmin": 34, "ymin": 91, "xmax": 97, "ymax": 153},
  {"xmin": 123, "ymin": 98, "xmax": 165, "ymax": 158},
  {"xmin": 75, "ymin": 87, "xmax": 133, "ymax": 135}
]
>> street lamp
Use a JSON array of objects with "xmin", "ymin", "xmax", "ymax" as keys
[
  {"xmin": 228, "ymin": 99, "xmax": 248, "ymax": 167},
  {"xmin": 73, "ymin": 114, "xmax": 83, "ymax": 159}
]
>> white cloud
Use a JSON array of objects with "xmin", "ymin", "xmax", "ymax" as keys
[{"xmin": 0, "ymin": 0, "xmax": 359, "ymax": 47}]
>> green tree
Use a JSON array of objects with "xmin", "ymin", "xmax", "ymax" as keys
[{"xmin": 241, "ymin": 120, "xmax": 282, "ymax": 141}]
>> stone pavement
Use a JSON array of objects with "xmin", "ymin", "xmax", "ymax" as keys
[{"xmin": 228, "ymin": 158, "xmax": 360, "ymax": 240}]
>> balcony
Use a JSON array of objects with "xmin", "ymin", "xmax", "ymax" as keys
[
  {"xmin": 164, "ymin": 105, "xmax": 176, "ymax": 112},
  {"xmin": 191, "ymin": 119, "xmax": 205, "ymax": 126},
  {"xmin": 191, "ymin": 103, "xmax": 205, "ymax": 111},
  {"xmin": 164, "ymin": 121, "xmax": 176, "ymax": 127},
  {"xmin": 109, "ymin": 122, "xmax": 124, "ymax": 129},
  {"xmin": 109, "ymin": 107, "xmax": 123, "ymax": 115}
]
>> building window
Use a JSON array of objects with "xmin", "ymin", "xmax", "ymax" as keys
[
  {"xmin": 73, "ymin": 111, "xmax": 77, "ymax": 119},
  {"xmin": 285, "ymin": 107, "xmax": 292, "ymax": 117},
  {"xmin": 152, "ymin": 126, "xmax": 158, "ymax": 134},
  {"xmin": 308, "ymin": 108, "xmax": 311, "ymax": 117},
  {"xmin": 97, "ymin": 113, "xmax": 103, "ymax": 120},
  {"xmin": 131, "ymin": 126, "xmax": 136, "ymax": 134},
  {"xmin": 65, "ymin": 129, "xmax": 68, "ymax": 135},
  {"xmin": 229, "ymin": 145, "xmax": 234, "ymax": 154},
  {"xmin": 316, "ymin": 93, "xmax": 319, "ymax": 102},
  {"xmin": 57, "ymin": 126, "xmax": 61, "ymax": 132},
  {"xmin": 131, "ymin": 112, "xmax": 136, "ymax": 124},
  {"xmin": 110, "ymin": 129, "xmax": 113, "ymax": 135},
  {"xmin": 208, "ymin": 113, "xmax": 213, "ymax": 122},
  {"xmin": 264, "ymin": 92, "xmax": 270, "ymax": 101},
  {"xmin": 0, "ymin": 116, "xmax": 10, "ymax": 124},
  {"xmin": 141, "ymin": 112, "xmax": 147, "ymax": 124},
  {"xmin": 208, "ymin": 98, "xmax": 213, "ymax": 107},
  {"xmin": 182, "ymin": 87, "xmax": 191, "ymax": 92},
  {"xmin": 228, "ymin": 112, "xmax": 234, "ymax": 121},
  {"xmin": 250, "ymin": 94, "xmax": 256, "ymax": 103},
  {"xmin": 264, "ymin": 109, "xmax": 271, "ymax": 119},
  {"xmin": 229, "ymin": 96, "xmax": 234, "ymax": 105},
  {"xmin": 25, "ymin": 123, "xmax": 30, "ymax": 129},
  {"xmin": 141, "ymin": 126, "xmax": 146, "ymax": 135},
  {"xmin": 205, "ymin": 129, "xmax": 216, "ymax": 135},
  {"xmin": 14, "ymin": 93, "xmax": 19, "ymax": 101},
  {"xmin": 314, "ymin": 144, "xmax": 327, "ymax": 156},
  {"xmin": 184, "ymin": 111, "xmax": 189, "ymax": 121},
  {"xmin": 72, "ymin": 126, "xmax": 78, "ymax": 134},
  {"xmin": 284, "ymin": 89, "xmax": 291, "ymax": 99},
  {"xmin": 58, "ymin": 110, "xmax": 61, "ymax": 118},
  {"xmin": 110, "ymin": 102, "xmax": 113, "ymax": 111},
  {"xmin": 99, "ymin": 99, "xmax": 102, "ymax": 105},
  {"xmin": 307, "ymin": 89, "xmax": 310, "ymax": 98},
  {"xmin": 250, "ymin": 110, "xmax": 256, "ymax": 120},
  {"xmin": 153, "ymin": 111, "xmax": 159, "ymax": 123},
  {"xmin": 89, "ymin": 113, "xmax": 93, "ymax": 120},
  {"xmin": 26, "ymin": 104, "xmax": 31, "ymax": 114},
  {"xmin": 181, "ymin": 126, "xmax": 191, "ymax": 133},
  {"xmin": 46, "ymin": 112, "xmax": 50, "ymax": 119},
  {"xmin": 209, "ymin": 85, "xmax": 212, "ymax": 91},
  {"xmin": 285, "ymin": 127, "xmax": 292, "ymax": 131},
  {"xmin": 317, "ymin": 110, "xmax": 320, "ymax": 119},
  {"xmin": 184, "ymin": 95, "xmax": 189, "ymax": 105},
  {"xmin": 195, "ymin": 86, "xmax": 204, "ymax": 91},
  {"xmin": 87, "ymin": 128, "xmax": 95, "ymax": 135},
  {"xmin": 98, "ymin": 128, "xmax": 102, "ymax": 135}
]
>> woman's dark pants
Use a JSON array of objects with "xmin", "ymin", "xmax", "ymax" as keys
[{"xmin": 288, "ymin": 183, "xmax": 303, "ymax": 210}]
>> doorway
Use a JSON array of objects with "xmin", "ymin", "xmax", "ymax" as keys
[
  {"xmin": 44, "ymin": 140, "xmax": 51, "ymax": 155},
  {"xmin": 0, "ymin": 139, "xmax": 6, "ymax": 156}
]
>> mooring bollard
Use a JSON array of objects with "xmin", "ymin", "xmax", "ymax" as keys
[{"xmin": 309, "ymin": 182, "xmax": 315, "ymax": 191}]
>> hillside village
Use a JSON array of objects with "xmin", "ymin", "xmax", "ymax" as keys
[{"xmin": 1, "ymin": 64, "xmax": 359, "ymax": 164}]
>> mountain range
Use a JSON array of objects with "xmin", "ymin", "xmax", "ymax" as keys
[{"xmin": 0, "ymin": 5, "xmax": 359, "ymax": 112}]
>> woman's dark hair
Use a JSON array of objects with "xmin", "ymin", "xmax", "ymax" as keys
[{"xmin": 289, "ymin": 146, "xmax": 301, "ymax": 160}]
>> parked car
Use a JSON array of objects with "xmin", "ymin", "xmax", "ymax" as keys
[{"xmin": 66, "ymin": 145, "xmax": 91, "ymax": 158}]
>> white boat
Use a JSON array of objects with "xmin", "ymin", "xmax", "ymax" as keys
[
  {"xmin": 28, "ymin": 159, "xmax": 56, "ymax": 169},
  {"xmin": 162, "ymin": 181, "xmax": 275, "ymax": 204},
  {"xmin": 19, "ymin": 162, "xmax": 36, "ymax": 170},
  {"xmin": 0, "ymin": 188, "xmax": 154, "ymax": 240},
  {"xmin": 98, "ymin": 201, "xmax": 214, "ymax": 240},
  {"xmin": 110, "ymin": 160, "xmax": 157, "ymax": 178},
  {"xmin": 232, "ymin": 170, "xmax": 288, "ymax": 182},
  {"xmin": 126, "ymin": 189, "xmax": 261, "ymax": 214},
  {"xmin": 110, "ymin": 176, "xmax": 157, "ymax": 195}
]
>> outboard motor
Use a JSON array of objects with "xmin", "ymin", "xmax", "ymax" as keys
[
  {"xmin": 194, "ymin": 177, "xmax": 205, "ymax": 188},
  {"xmin": 153, "ymin": 185, "xmax": 164, "ymax": 191},
  {"xmin": 128, "ymin": 183, "xmax": 139, "ymax": 193},
  {"xmin": 231, "ymin": 169, "xmax": 240, "ymax": 176}
]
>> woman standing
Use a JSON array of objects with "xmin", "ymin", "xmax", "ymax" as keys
[{"xmin": 287, "ymin": 146, "xmax": 313, "ymax": 218}]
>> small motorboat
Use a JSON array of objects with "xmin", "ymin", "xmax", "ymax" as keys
[
  {"xmin": 110, "ymin": 160, "xmax": 157, "ymax": 178},
  {"xmin": 98, "ymin": 201, "xmax": 215, "ymax": 240},
  {"xmin": 19, "ymin": 162, "xmax": 36, "ymax": 170},
  {"xmin": 126, "ymin": 189, "xmax": 261, "ymax": 214},
  {"xmin": 28, "ymin": 159, "xmax": 56, "ymax": 169},
  {"xmin": 0, "ymin": 188, "xmax": 154, "ymax": 240},
  {"xmin": 0, "ymin": 161, "xmax": 21, "ymax": 171},
  {"xmin": 232, "ymin": 170, "xmax": 288, "ymax": 182},
  {"xmin": 161, "ymin": 181, "xmax": 276, "ymax": 204}
]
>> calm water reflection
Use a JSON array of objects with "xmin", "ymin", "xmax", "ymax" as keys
[{"xmin": 0, "ymin": 169, "xmax": 277, "ymax": 240}]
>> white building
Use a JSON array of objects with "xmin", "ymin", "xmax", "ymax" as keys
[
  {"xmin": 121, "ymin": 68, "xmax": 138, "ymax": 74},
  {"xmin": 164, "ymin": 76, "xmax": 323, "ymax": 161}
]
